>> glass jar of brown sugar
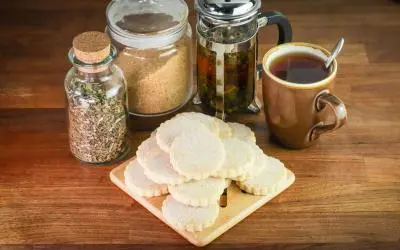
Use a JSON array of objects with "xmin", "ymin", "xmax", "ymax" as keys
[{"xmin": 106, "ymin": 0, "xmax": 194, "ymax": 117}]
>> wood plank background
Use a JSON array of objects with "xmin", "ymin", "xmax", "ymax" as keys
[{"xmin": 0, "ymin": 0, "xmax": 399, "ymax": 249}]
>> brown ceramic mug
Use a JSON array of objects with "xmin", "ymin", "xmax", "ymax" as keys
[{"xmin": 262, "ymin": 42, "xmax": 347, "ymax": 149}]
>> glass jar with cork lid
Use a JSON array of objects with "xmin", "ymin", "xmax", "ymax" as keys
[
  {"xmin": 65, "ymin": 31, "xmax": 130, "ymax": 164},
  {"xmin": 105, "ymin": 0, "xmax": 194, "ymax": 117}
]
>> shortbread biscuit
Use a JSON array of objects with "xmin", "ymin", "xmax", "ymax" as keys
[
  {"xmin": 170, "ymin": 129, "xmax": 225, "ymax": 180},
  {"xmin": 213, "ymin": 138, "xmax": 254, "ymax": 179},
  {"xmin": 225, "ymin": 178, "xmax": 232, "ymax": 188},
  {"xmin": 214, "ymin": 118, "xmax": 232, "ymax": 138},
  {"xmin": 143, "ymin": 157, "xmax": 190, "ymax": 185},
  {"xmin": 168, "ymin": 177, "xmax": 226, "ymax": 207},
  {"xmin": 162, "ymin": 195, "xmax": 219, "ymax": 232},
  {"xmin": 156, "ymin": 116, "xmax": 210, "ymax": 153},
  {"xmin": 177, "ymin": 112, "xmax": 219, "ymax": 135},
  {"xmin": 235, "ymin": 143, "xmax": 268, "ymax": 181},
  {"xmin": 124, "ymin": 159, "xmax": 168, "ymax": 197},
  {"xmin": 237, "ymin": 157, "xmax": 287, "ymax": 195},
  {"xmin": 136, "ymin": 135, "xmax": 159, "ymax": 166},
  {"xmin": 137, "ymin": 135, "xmax": 189, "ymax": 185},
  {"xmin": 228, "ymin": 122, "xmax": 256, "ymax": 143}
]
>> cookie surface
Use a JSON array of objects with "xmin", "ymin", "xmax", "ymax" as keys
[
  {"xmin": 136, "ymin": 135, "xmax": 160, "ymax": 166},
  {"xmin": 168, "ymin": 177, "xmax": 226, "ymax": 207},
  {"xmin": 170, "ymin": 129, "xmax": 225, "ymax": 180},
  {"xmin": 235, "ymin": 143, "xmax": 268, "ymax": 181},
  {"xmin": 156, "ymin": 116, "xmax": 209, "ymax": 153},
  {"xmin": 213, "ymin": 138, "xmax": 254, "ymax": 179},
  {"xmin": 124, "ymin": 159, "xmax": 168, "ymax": 197},
  {"xmin": 237, "ymin": 157, "xmax": 287, "ymax": 195},
  {"xmin": 228, "ymin": 122, "xmax": 256, "ymax": 143},
  {"xmin": 214, "ymin": 118, "xmax": 231, "ymax": 138},
  {"xmin": 162, "ymin": 195, "xmax": 219, "ymax": 232},
  {"xmin": 137, "ymin": 135, "xmax": 189, "ymax": 185},
  {"xmin": 225, "ymin": 178, "xmax": 232, "ymax": 188},
  {"xmin": 177, "ymin": 112, "xmax": 219, "ymax": 135},
  {"xmin": 143, "ymin": 155, "xmax": 190, "ymax": 185}
]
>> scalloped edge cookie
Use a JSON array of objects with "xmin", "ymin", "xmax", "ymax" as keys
[
  {"xmin": 137, "ymin": 135, "xmax": 189, "ymax": 185},
  {"xmin": 136, "ymin": 135, "xmax": 160, "ymax": 166},
  {"xmin": 213, "ymin": 138, "xmax": 254, "ymax": 179},
  {"xmin": 228, "ymin": 122, "xmax": 256, "ymax": 143},
  {"xmin": 177, "ymin": 112, "xmax": 220, "ymax": 136},
  {"xmin": 170, "ymin": 129, "xmax": 225, "ymax": 180},
  {"xmin": 162, "ymin": 195, "xmax": 219, "ymax": 232},
  {"xmin": 234, "ymin": 143, "xmax": 268, "ymax": 181},
  {"xmin": 124, "ymin": 159, "xmax": 168, "ymax": 198},
  {"xmin": 156, "ymin": 116, "xmax": 210, "ymax": 153},
  {"xmin": 213, "ymin": 117, "xmax": 231, "ymax": 138},
  {"xmin": 236, "ymin": 157, "xmax": 287, "ymax": 195},
  {"xmin": 168, "ymin": 177, "xmax": 226, "ymax": 207}
]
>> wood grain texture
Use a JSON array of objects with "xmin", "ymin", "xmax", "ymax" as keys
[{"xmin": 0, "ymin": 0, "xmax": 399, "ymax": 249}]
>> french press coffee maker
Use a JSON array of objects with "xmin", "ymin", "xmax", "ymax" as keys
[{"xmin": 195, "ymin": 0, "xmax": 292, "ymax": 119}]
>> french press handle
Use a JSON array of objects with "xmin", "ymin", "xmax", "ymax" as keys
[
  {"xmin": 256, "ymin": 11, "xmax": 292, "ymax": 76},
  {"xmin": 258, "ymin": 11, "xmax": 292, "ymax": 44},
  {"xmin": 250, "ymin": 11, "xmax": 292, "ymax": 114}
]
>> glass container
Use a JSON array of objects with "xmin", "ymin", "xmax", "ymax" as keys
[
  {"xmin": 106, "ymin": 0, "xmax": 194, "ymax": 117},
  {"xmin": 195, "ymin": 0, "xmax": 292, "ymax": 119},
  {"xmin": 65, "ymin": 32, "xmax": 130, "ymax": 164}
]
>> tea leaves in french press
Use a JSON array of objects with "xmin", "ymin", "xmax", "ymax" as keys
[{"xmin": 195, "ymin": 0, "xmax": 292, "ymax": 120}]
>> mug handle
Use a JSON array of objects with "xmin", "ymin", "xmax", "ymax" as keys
[
  {"xmin": 309, "ymin": 91, "xmax": 348, "ymax": 141},
  {"xmin": 250, "ymin": 11, "xmax": 293, "ymax": 113}
]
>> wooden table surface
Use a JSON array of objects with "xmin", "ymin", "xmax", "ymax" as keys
[{"xmin": 1, "ymin": 0, "xmax": 399, "ymax": 249}]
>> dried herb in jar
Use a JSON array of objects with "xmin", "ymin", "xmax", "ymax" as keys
[
  {"xmin": 65, "ymin": 31, "xmax": 129, "ymax": 164},
  {"xmin": 67, "ymin": 80, "xmax": 128, "ymax": 163}
]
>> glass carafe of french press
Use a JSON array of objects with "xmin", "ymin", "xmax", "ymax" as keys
[{"xmin": 195, "ymin": 0, "xmax": 292, "ymax": 119}]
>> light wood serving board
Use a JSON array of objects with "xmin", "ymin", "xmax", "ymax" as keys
[{"xmin": 110, "ymin": 159, "xmax": 295, "ymax": 247}]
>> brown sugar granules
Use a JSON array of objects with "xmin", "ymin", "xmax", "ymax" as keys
[{"xmin": 115, "ymin": 37, "xmax": 192, "ymax": 115}]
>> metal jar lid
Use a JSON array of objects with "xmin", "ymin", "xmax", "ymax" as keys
[{"xmin": 195, "ymin": 0, "xmax": 261, "ymax": 20}]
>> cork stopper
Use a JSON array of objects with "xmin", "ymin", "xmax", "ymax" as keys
[{"xmin": 72, "ymin": 31, "xmax": 111, "ymax": 64}]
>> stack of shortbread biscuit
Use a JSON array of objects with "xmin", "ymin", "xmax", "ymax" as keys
[{"xmin": 124, "ymin": 112, "xmax": 288, "ymax": 232}]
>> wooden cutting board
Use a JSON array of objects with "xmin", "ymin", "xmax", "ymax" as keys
[{"xmin": 110, "ymin": 159, "xmax": 295, "ymax": 247}]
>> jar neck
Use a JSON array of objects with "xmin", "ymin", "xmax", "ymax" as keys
[
  {"xmin": 68, "ymin": 46, "xmax": 117, "ymax": 82},
  {"xmin": 74, "ymin": 64, "xmax": 112, "ymax": 82}
]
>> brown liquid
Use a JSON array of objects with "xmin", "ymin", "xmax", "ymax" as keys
[
  {"xmin": 197, "ymin": 44, "xmax": 255, "ymax": 113},
  {"xmin": 270, "ymin": 53, "xmax": 330, "ymax": 84}
]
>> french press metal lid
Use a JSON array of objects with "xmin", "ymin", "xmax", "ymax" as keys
[{"xmin": 196, "ymin": 0, "xmax": 260, "ymax": 20}]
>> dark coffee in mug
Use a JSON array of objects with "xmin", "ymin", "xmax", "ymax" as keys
[{"xmin": 270, "ymin": 53, "xmax": 330, "ymax": 84}]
